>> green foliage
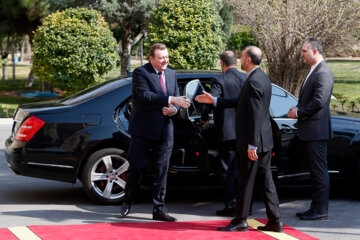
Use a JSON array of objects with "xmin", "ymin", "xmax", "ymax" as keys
[
  {"xmin": 0, "ymin": 104, "xmax": 17, "ymax": 118},
  {"xmin": 0, "ymin": 0, "xmax": 49, "ymax": 36},
  {"xmin": 218, "ymin": 4, "xmax": 234, "ymax": 41},
  {"xmin": 348, "ymin": 100, "xmax": 357, "ymax": 112},
  {"xmin": 32, "ymin": 8, "xmax": 119, "ymax": 94},
  {"xmin": 227, "ymin": 30, "xmax": 258, "ymax": 51},
  {"xmin": 147, "ymin": 0, "xmax": 225, "ymax": 70}
]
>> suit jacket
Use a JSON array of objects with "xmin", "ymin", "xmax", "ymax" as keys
[
  {"xmin": 201, "ymin": 68, "xmax": 246, "ymax": 141},
  {"xmin": 297, "ymin": 60, "xmax": 334, "ymax": 141},
  {"xmin": 217, "ymin": 68, "xmax": 273, "ymax": 153},
  {"xmin": 128, "ymin": 63, "xmax": 180, "ymax": 140}
]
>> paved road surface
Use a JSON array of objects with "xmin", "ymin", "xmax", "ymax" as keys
[{"xmin": 1, "ymin": 119, "xmax": 360, "ymax": 240}]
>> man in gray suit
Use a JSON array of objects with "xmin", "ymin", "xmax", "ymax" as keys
[{"xmin": 288, "ymin": 38, "xmax": 334, "ymax": 220}]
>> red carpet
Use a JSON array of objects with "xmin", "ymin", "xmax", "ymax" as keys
[
  {"xmin": 0, "ymin": 228, "xmax": 18, "ymax": 240},
  {"xmin": 24, "ymin": 219, "xmax": 318, "ymax": 240}
]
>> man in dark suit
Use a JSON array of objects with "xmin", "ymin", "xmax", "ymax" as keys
[
  {"xmin": 288, "ymin": 38, "xmax": 334, "ymax": 220},
  {"xmin": 196, "ymin": 46, "xmax": 282, "ymax": 232},
  {"xmin": 200, "ymin": 50, "xmax": 246, "ymax": 216},
  {"xmin": 120, "ymin": 43, "xmax": 190, "ymax": 221}
]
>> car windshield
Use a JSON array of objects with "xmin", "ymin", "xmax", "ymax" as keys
[{"xmin": 60, "ymin": 77, "xmax": 131, "ymax": 105}]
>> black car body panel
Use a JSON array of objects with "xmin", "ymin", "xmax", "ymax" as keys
[{"xmin": 4, "ymin": 73, "xmax": 360, "ymax": 204}]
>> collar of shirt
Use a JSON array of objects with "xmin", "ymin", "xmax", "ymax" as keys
[
  {"xmin": 153, "ymin": 67, "xmax": 166, "ymax": 81},
  {"xmin": 309, "ymin": 59, "xmax": 323, "ymax": 74},
  {"xmin": 304, "ymin": 59, "xmax": 323, "ymax": 84},
  {"xmin": 246, "ymin": 66, "xmax": 259, "ymax": 79}
]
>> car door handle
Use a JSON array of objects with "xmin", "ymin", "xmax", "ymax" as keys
[{"xmin": 281, "ymin": 124, "xmax": 293, "ymax": 134}]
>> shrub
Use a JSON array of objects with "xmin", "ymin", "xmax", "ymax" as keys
[
  {"xmin": 227, "ymin": 30, "xmax": 258, "ymax": 51},
  {"xmin": 32, "ymin": 8, "xmax": 119, "ymax": 95},
  {"xmin": 146, "ymin": 0, "xmax": 225, "ymax": 70}
]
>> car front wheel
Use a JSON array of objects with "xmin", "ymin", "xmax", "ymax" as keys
[{"xmin": 82, "ymin": 148, "xmax": 129, "ymax": 204}]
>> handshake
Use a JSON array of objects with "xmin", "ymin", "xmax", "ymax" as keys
[{"xmin": 162, "ymin": 96, "xmax": 191, "ymax": 116}]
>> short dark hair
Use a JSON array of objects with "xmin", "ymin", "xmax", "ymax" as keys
[
  {"xmin": 244, "ymin": 46, "xmax": 262, "ymax": 65},
  {"xmin": 149, "ymin": 43, "xmax": 167, "ymax": 57},
  {"xmin": 220, "ymin": 50, "xmax": 237, "ymax": 66},
  {"xmin": 304, "ymin": 38, "xmax": 324, "ymax": 55}
]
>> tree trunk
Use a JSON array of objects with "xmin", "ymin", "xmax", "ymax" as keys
[
  {"xmin": 25, "ymin": 36, "xmax": 32, "ymax": 60},
  {"xmin": 20, "ymin": 36, "xmax": 26, "ymax": 62},
  {"xmin": 120, "ymin": 31, "xmax": 145, "ymax": 76},
  {"xmin": 120, "ymin": 38, "xmax": 131, "ymax": 76},
  {"xmin": 11, "ymin": 34, "xmax": 16, "ymax": 81},
  {"xmin": 2, "ymin": 65, "xmax": 7, "ymax": 80},
  {"xmin": 1, "ymin": 36, "xmax": 10, "ymax": 80},
  {"xmin": 26, "ymin": 69, "xmax": 34, "ymax": 87}
]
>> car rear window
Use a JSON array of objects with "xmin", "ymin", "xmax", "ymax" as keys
[{"xmin": 60, "ymin": 77, "xmax": 131, "ymax": 105}]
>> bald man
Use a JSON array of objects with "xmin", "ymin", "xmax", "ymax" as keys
[{"xmin": 196, "ymin": 46, "xmax": 282, "ymax": 232}]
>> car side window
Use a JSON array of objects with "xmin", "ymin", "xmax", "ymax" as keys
[{"xmin": 270, "ymin": 85, "xmax": 298, "ymax": 118}]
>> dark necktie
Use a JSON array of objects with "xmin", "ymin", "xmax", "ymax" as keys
[{"xmin": 158, "ymin": 72, "xmax": 166, "ymax": 95}]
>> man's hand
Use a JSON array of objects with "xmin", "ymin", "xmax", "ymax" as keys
[
  {"xmin": 171, "ymin": 96, "xmax": 191, "ymax": 108},
  {"xmin": 195, "ymin": 91, "xmax": 214, "ymax": 104},
  {"xmin": 287, "ymin": 106, "xmax": 298, "ymax": 119},
  {"xmin": 162, "ymin": 105, "xmax": 176, "ymax": 116},
  {"xmin": 248, "ymin": 148, "xmax": 258, "ymax": 161}
]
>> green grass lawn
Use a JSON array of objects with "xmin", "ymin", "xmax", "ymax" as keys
[
  {"xmin": 327, "ymin": 60, "xmax": 360, "ymax": 99},
  {"xmin": 0, "ymin": 60, "xmax": 359, "ymax": 118}
]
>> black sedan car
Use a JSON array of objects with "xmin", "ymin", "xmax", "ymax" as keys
[{"xmin": 4, "ymin": 72, "xmax": 360, "ymax": 204}]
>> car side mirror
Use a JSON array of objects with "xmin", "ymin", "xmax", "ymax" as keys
[
  {"xmin": 185, "ymin": 79, "xmax": 202, "ymax": 101},
  {"xmin": 184, "ymin": 79, "xmax": 205, "ymax": 119}
]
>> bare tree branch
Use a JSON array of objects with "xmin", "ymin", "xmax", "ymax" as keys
[{"xmin": 227, "ymin": 0, "xmax": 360, "ymax": 96}]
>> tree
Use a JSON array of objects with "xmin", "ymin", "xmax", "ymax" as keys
[
  {"xmin": 218, "ymin": 3, "xmax": 234, "ymax": 41},
  {"xmin": 147, "ymin": 0, "xmax": 225, "ymax": 70},
  {"xmin": 227, "ymin": 28, "xmax": 258, "ymax": 51},
  {"xmin": 32, "ymin": 8, "xmax": 119, "ymax": 95},
  {"xmin": 0, "ymin": 0, "xmax": 49, "ymax": 83},
  {"xmin": 226, "ymin": 0, "xmax": 360, "ymax": 96},
  {"xmin": 52, "ymin": 0, "xmax": 157, "ymax": 76}
]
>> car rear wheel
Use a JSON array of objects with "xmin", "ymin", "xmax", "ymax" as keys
[{"xmin": 82, "ymin": 148, "xmax": 129, "ymax": 204}]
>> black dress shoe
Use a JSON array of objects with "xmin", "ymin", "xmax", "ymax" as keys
[
  {"xmin": 217, "ymin": 218, "xmax": 248, "ymax": 232},
  {"xmin": 216, "ymin": 208, "xmax": 235, "ymax": 217},
  {"xmin": 153, "ymin": 210, "xmax": 177, "ymax": 222},
  {"xmin": 120, "ymin": 203, "xmax": 130, "ymax": 217},
  {"xmin": 296, "ymin": 209, "xmax": 312, "ymax": 217},
  {"xmin": 300, "ymin": 211, "xmax": 328, "ymax": 220},
  {"xmin": 257, "ymin": 221, "xmax": 283, "ymax": 232}
]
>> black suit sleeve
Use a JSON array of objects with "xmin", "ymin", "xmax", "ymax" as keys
[
  {"xmin": 132, "ymin": 67, "xmax": 169, "ymax": 106},
  {"xmin": 297, "ymin": 71, "xmax": 333, "ymax": 120},
  {"xmin": 201, "ymin": 80, "xmax": 222, "ymax": 121},
  {"xmin": 216, "ymin": 97, "xmax": 237, "ymax": 108},
  {"xmin": 247, "ymin": 79, "xmax": 266, "ymax": 147}
]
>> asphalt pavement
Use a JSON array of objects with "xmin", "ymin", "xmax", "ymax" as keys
[{"xmin": 1, "ymin": 119, "xmax": 360, "ymax": 240}]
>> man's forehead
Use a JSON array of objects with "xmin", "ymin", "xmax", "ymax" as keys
[{"xmin": 154, "ymin": 48, "xmax": 168, "ymax": 57}]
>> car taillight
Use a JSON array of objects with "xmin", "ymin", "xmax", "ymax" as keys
[{"xmin": 15, "ymin": 116, "xmax": 45, "ymax": 142}]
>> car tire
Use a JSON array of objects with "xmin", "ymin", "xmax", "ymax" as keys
[{"xmin": 82, "ymin": 148, "xmax": 129, "ymax": 204}]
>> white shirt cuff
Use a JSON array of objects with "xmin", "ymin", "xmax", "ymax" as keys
[
  {"xmin": 248, "ymin": 144, "xmax": 257, "ymax": 150},
  {"xmin": 213, "ymin": 97, "xmax": 218, "ymax": 107}
]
